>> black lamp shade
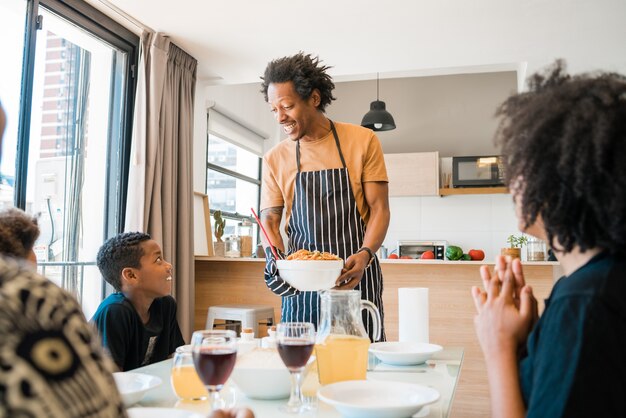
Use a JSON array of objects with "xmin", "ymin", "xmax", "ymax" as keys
[{"xmin": 361, "ymin": 100, "xmax": 396, "ymax": 131}]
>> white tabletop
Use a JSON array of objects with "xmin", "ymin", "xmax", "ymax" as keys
[{"xmin": 131, "ymin": 347, "xmax": 463, "ymax": 418}]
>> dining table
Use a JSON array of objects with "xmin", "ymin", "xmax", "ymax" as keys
[{"xmin": 131, "ymin": 346, "xmax": 464, "ymax": 418}]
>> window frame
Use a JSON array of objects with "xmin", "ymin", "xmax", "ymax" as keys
[
  {"xmin": 15, "ymin": 0, "xmax": 138, "ymax": 236},
  {"xmin": 205, "ymin": 121, "xmax": 262, "ymax": 234},
  {"xmin": 12, "ymin": 0, "xmax": 138, "ymax": 302}
]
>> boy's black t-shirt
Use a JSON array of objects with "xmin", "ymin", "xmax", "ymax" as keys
[
  {"xmin": 519, "ymin": 252, "xmax": 626, "ymax": 417},
  {"xmin": 91, "ymin": 293, "xmax": 185, "ymax": 371}
]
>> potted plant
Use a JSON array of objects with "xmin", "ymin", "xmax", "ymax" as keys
[
  {"xmin": 501, "ymin": 234, "xmax": 528, "ymax": 259},
  {"xmin": 213, "ymin": 210, "xmax": 226, "ymax": 256}
]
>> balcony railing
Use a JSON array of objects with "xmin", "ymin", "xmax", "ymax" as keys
[{"xmin": 37, "ymin": 260, "xmax": 97, "ymax": 304}]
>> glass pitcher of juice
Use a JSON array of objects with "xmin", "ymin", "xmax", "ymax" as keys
[{"xmin": 315, "ymin": 290, "xmax": 381, "ymax": 385}]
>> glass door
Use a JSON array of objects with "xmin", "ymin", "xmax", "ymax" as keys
[
  {"xmin": 1, "ymin": 0, "xmax": 136, "ymax": 317},
  {"xmin": 24, "ymin": 5, "xmax": 133, "ymax": 318}
]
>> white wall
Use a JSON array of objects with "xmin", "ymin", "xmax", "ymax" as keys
[
  {"xmin": 386, "ymin": 193, "xmax": 519, "ymax": 261},
  {"xmin": 328, "ymin": 71, "xmax": 518, "ymax": 156}
]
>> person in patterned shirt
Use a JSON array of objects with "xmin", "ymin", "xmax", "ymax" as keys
[{"xmin": 0, "ymin": 101, "xmax": 127, "ymax": 417}]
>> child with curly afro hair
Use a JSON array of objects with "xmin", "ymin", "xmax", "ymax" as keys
[{"xmin": 472, "ymin": 60, "xmax": 626, "ymax": 418}]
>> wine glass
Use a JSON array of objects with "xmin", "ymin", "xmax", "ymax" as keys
[
  {"xmin": 191, "ymin": 329, "xmax": 237, "ymax": 411},
  {"xmin": 276, "ymin": 322, "xmax": 316, "ymax": 414}
]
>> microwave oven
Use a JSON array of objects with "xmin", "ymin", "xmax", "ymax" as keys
[
  {"xmin": 398, "ymin": 240, "xmax": 447, "ymax": 260},
  {"xmin": 452, "ymin": 155, "xmax": 505, "ymax": 188}
]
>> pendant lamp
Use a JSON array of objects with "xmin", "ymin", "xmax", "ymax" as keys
[{"xmin": 361, "ymin": 73, "xmax": 396, "ymax": 131}]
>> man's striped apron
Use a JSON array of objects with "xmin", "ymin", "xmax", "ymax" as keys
[{"xmin": 280, "ymin": 120, "xmax": 385, "ymax": 342}]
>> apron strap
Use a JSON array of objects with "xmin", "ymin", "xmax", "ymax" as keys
[
  {"xmin": 329, "ymin": 120, "xmax": 347, "ymax": 170},
  {"xmin": 295, "ymin": 120, "xmax": 347, "ymax": 172},
  {"xmin": 296, "ymin": 139, "xmax": 301, "ymax": 173}
]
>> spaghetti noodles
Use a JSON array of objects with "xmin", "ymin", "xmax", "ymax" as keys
[{"xmin": 286, "ymin": 249, "xmax": 341, "ymax": 261}]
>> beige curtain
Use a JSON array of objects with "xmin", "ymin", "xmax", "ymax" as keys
[{"xmin": 126, "ymin": 31, "xmax": 197, "ymax": 341}]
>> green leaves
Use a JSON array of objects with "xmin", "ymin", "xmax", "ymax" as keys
[{"xmin": 506, "ymin": 234, "xmax": 528, "ymax": 248}]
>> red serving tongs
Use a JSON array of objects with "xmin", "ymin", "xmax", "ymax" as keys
[{"xmin": 251, "ymin": 207, "xmax": 282, "ymax": 260}]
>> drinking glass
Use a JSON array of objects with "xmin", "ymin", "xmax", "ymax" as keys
[
  {"xmin": 191, "ymin": 330, "xmax": 238, "ymax": 411},
  {"xmin": 276, "ymin": 322, "xmax": 316, "ymax": 414},
  {"xmin": 171, "ymin": 345, "xmax": 208, "ymax": 401}
]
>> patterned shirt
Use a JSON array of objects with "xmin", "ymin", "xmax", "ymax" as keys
[{"xmin": 0, "ymin": 256, "xmax": 126, "ymax": 417}]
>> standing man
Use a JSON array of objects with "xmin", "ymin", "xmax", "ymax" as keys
[{"xmin": 260, "ymin": 53, "xmax": 390, "ymax": 341}]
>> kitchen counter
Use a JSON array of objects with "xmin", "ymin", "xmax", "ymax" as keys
[
  {"xmin": 194, "ymin": 256, "xmax": 558, "ymax": 418},
  {"xmin": 195, "ymin": 255, "xmax": 560, "ymax": 266}
]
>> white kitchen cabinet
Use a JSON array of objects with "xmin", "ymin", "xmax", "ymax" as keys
[{"xmin": 384, "ymin": 151, "xmax": 439, "ymax": 196}]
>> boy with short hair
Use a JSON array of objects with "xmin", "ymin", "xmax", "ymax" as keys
[{"xmin": 91, "ymin": 232, "xmax": 185, "ymax": 371}]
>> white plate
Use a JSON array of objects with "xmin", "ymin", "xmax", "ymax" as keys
[
  {"xmin": 127, "ymin": 408, "xmax": 205, "ymax": 418},
  {"xmin": 113, "ymin": 372, "xmax": 162, "ymax": 407},
  {"xmin": 318, "ymin": 380, "xmax": 440, "ymax": 418},
  {"xmin": 369, "ymin": 342, "xmax": 443, "ymax": 366}
]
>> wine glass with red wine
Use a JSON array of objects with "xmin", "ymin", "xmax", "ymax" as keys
[
  {"xmin": 191, "ymin": 329, "xmax": 237, "ymax": 411},
  {"xmin": 276, "ymin": 322, "xmax": 316, "ymax": 414}
]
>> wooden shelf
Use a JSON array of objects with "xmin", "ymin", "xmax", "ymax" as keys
[{"xmin": 439, "ymin": 186, "xmax": 508, "ymax": 196}]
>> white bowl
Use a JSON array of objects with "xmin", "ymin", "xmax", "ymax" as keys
[
  {"xmin": 230, "ymin": 348, "xmax": 290, "ymax": 399},
  {"xmin": 230, "ymin": 348, "xmax": 314, "ymax": 400},
  {"xmin": 113, "ymin": 372, "xmax": 162, "ymax": 407},
  {"xmin": 277, "ymin": 259, "xmax": 343, "ymax": 291},
  {"xmin": 318, "ymin": 380, "xmax": 440, "ymax": 418},
  {"xmin": 369, "ymin": 342, "xmax": 443, "ymax": 366}
]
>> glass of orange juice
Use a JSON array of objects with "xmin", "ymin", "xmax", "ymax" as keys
[{"xmin": 171, "ymin": 345, "xmax": 208, "ymax": 401}]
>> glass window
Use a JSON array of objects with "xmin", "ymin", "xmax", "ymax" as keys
[
  {"xmin": 206, "ymin": 133, "xmax": 261, "ymax": 249},
  {"xmin": 2, "ymin": 0, "xmax": 138, "ymax": 318},
  {"xmin": 208, "ymin": 134, "xmax": 260, "ymax": 179},
  {"xmin": 26, "ymin": 8, "xmax": 112, "ymax": 316}
]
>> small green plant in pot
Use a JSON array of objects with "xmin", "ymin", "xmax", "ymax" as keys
[
  {"xmin": 501, "ymin": 234, "xmax": 528, "ymax": 259},
  {"xmin": 213, "ymin": 210, "xmax": 226, "ymax": 256}
]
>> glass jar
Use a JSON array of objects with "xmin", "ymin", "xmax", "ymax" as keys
[
  {"xmin": 526, "ymin": 237, "xmax": 546, "ymax": 261},
  {"xmin": 171, "ymin": 345, "xmax": 208, "ymax": 400},
  {"xmin": 224, "ymin": 235, "xmax": 241, "ymax": 257},
  {"xmin": 238, "ymin": 220, "xmax": 253, "ymax": 257}
]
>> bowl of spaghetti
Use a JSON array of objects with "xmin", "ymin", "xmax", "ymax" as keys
[{"xmin": 277, "ymin": 250, "xmax": 343, "ymax": 291}]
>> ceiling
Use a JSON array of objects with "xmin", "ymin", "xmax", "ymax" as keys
[
  {"xmin": 95, "ymin": 0, "xmax": 626, "ymax": 86},
  {"xmin": 90, "ymin": 0, "xmax": 626, "ymax": 154}
]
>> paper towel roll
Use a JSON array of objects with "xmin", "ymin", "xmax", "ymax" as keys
[{"xmin": 398, "ymin": 287, "xmax": 429, "ymax": 343}]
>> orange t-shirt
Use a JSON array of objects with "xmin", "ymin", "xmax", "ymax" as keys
[{"xmin": 261, "ymin": 121, "xmax": 388, "ymax": 230}]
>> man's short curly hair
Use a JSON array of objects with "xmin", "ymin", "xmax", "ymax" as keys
[
  {"xmin": 96, "ymin": 232, "xmax": 151, "ymax": 291},
  {"xmin": 495, "ymin": 60, "xmax": 626, "ymax": 254},
  {"xmin": 260, "ymin": 52, "xmax": 336, "ymax": 112},
  {"xmin": 0, "ymin": 208, "xmax": 40, "ymax": 259}
]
